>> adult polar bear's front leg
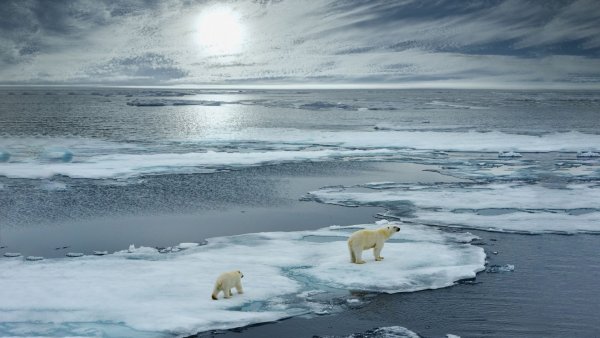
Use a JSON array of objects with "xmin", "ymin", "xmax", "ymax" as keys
[
  {"xmin": 374, "ymin": 240, "xmax": 385, "ymax": 261},
  {"xmin": 235, "ymin": 279, "xmax": 244, "ymax": 294}
]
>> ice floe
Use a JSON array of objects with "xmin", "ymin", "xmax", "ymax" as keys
[
  {"xmin": 306, "ymin": 183, "xmax": 600, "ymax": 234},
  {"xmin": 3, "ymin": 252, "xmax": 21, "ymax": 258},
  {"xmin": 498, "ymin": 151, "xmax": 522, "ymax": 158},
  {"xmin": 2, "ymin": 130, "xmax": 598, "ymax": 180},
  {"xmin": 126, "ymin": 99, "xmax": 221, "ymax": 107},
  {"xmin": 577, "ymin": 151, "xmax": 600, "ymax": 158},
  {"xmin": 0, "ymin": 222, "xmax": 484, "ymax": 337},
  {"xmin": 317, "ymin": 326, "xmax": 421, "ymax": 338},
  {"xmin": 486, "ymin": 264, "xmax": 515, "ymax": 273},
  {"xmin": 0, "ymin": 149, "xmax": 395, "ymax": 179}
]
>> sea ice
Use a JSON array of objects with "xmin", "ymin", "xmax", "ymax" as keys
[
  {"xmin": 0, "ymin": 150, "xmax": 10, "ymax": 162},
  {"xmin": 498, "ymin": 151, "xmax": 522, "ymax": 158},
  {"xmin": 307, "ymin": 183, "xmax": 600, "ymax": 234},
  {"xmin": 486, "ymin": 264, "xmax": 515, "ymax": 273},
  {"xmin": 41, "ymin": 148, "xmax": 73, "ymax": 162},
  {"xmin": 3, "ymin": 253, "xmax": 21, "ymax": 258},
  {"xmin": 577, "ymin": 151, "xmax": 600, "ymax": 158},
  {"xmin": 66, "ymin": 252, "xmax": 84, "ymax": 257},
  {"xmin": 316, "ymin": 326, "xmax": 420, "ymax": 338},
  {"xmin": 0, "ymin": 222, "xmax": 484, "ymax": 338},
  {"xmin": 24, "ymin": 256, "xmax": 43, "ymax": 261}
]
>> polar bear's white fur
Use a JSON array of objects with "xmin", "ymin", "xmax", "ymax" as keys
[
  {"xmin": 211, "ymin": 270, "xmax": 244, "ymax": 300},
  {"xmin": 347, "ymin": 225, "xmax": 400, "ymax": 264}
]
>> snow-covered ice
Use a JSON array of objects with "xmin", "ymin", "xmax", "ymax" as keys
[
  {"xmin": 306, "ymin": 183, "xmax": 600, "ymax": 234},
  {"xmin": 0, "ymin": 222, "xmax": 484, "ymax": 337}
]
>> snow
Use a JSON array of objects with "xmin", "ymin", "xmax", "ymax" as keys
[
  {"xmin": 307, "ymin": 183, "xmax": 600, "ymax": 233},
  {"xmin": 0, "ymin": 222, "xmax": 484, "ymax": 338}
]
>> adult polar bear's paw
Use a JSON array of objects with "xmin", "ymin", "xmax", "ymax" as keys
[
  {"xmin": 347, "ymin": 225, "xmax": 400, "ymax": 264},
  {"xmin": 211, "ymin": 270, "xmax": 244, "ymax": 300}
]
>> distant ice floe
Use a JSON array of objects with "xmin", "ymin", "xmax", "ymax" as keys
[
  {"xmin": 0, "ymin": 148, "xmax": 395, "ymax": 179},
  {"xmin": 486, "ymin": 264, "xmax": 515, "ymax": 273},
  {"xmin": 0, "ymin": 222, "xmax": 484, "ymax": 338},
  {"xmin": 577, "ymin": 151, "xmax": 600, "ymax": 158},
  {"xmin": 126, "ymin": 99, "xmax": 221, "ymax": 107},
  {"xmin": 2, "ymin": 130, "xmax": 599, "ymax": 180},
  {"xmin": 498, "ymin": 151, "xmax": 522, "ymax": 158},
  {"xmin": 306, "ymin": 183, "xmax": 600, "ymax": 234}
]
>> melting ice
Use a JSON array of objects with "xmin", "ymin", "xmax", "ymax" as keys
[
  {"xmin": 0, "ymin": 222, "xmax": 484, "ymax": 338},
  {"xmin": 306, "ymin": 183, "xmax": 600, "ymax": 234}
]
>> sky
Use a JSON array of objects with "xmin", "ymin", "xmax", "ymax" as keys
[{"xmin": 1, "ymin": 0, "xmax": 600, "ymax": 88}]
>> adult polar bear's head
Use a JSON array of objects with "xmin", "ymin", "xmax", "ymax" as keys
[{"xmin": 378, "ymin": 225, "xmax": 401, "ymax": 239}]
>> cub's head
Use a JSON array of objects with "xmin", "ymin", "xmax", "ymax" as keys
[{"xmin": 237, "ymin": 270, "xmax": 244, "ymax": 278}]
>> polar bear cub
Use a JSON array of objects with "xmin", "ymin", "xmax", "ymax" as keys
[
  {"xmin": 348, "ymin": 225, "xmax": 400, "ymax": 264},
  {"xmin": 211, "ymin": 270, "xmax": 244, "ymax": 300}
]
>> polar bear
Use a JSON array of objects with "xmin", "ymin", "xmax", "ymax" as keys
[
  {"xmin": 348, "ymin": 225, "xmax": 400, "ymax": 264},
  {"xmin": 211, "ymin": 270, "xmax": 244, "ymax": 300}
]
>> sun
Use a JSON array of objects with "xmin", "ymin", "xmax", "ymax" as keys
[{"xmin": 196, "ymin": 7, "xmax": 244, "ymax": 55}]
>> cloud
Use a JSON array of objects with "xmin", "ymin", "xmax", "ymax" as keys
[{"xmin": 0, "ymin": 0, "xmax": 599, "ymax": 87}]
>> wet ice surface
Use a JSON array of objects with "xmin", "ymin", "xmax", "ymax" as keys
[
  {"xmin": 0, "ymin": 222, "xmax": 484, "ymax": 338},
  {"xmin": 306, "ymin": 182, "xmax": 600, "ymax": 234}
]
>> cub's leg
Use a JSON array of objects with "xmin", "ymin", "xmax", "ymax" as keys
[
  {"xmin": 235, "ymin": 280, "xmax": 244, "ymax": 294},
  {"xmin": 224, "ymin": 287, "xmax": 232, "ymax": 298}
]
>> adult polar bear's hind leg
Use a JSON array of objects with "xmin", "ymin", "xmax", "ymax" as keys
[{"xmin": 347, "ymin": 225, "xmax": 400, "ymax": 264}]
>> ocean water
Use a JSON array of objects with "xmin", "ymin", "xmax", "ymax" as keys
[{"xmin": 0, "ymin": 88, "xmax": 599, "ymax": 337}]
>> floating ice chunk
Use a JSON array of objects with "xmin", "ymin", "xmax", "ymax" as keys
[
  {"xmin": 298, "ymin": 101, "xmax": 354, "ymax": 110},
  {"xmin": 498, "ymin": 151, "xmax": 522, "ymax": 158},
  {"xmin": 40, "ymin": 180, "xmax": 67, "ymax": 191},
  {"xmin": 447, "ymin": 334, "xmax": 461, "ymax": 338},
  {"xmin": 176, "ymin": 242, "xmax": 199, "ymax": 249},
  {"xmin": 128, "ymin": 244, "xmax": 135, "ymax": 252},
  {"xmin": 41, "ymin": 148, "xmax": 73, "ymax": 162},
  {"xmin": 577, "ymin": 151, "xmax": 600, "ymax": 158},
  {"xmin": 25, "ymin": 256, "xmax": 44, "ymax": 261},
  {"xmin": 486, "ymin": 264, "xmax": 515, "ymax": 273},
  {"xmin": 3, "ymin": 253, "xmax": 21, "ymax": 258},
  {"xmin": 317, "ymin": 326, "xmax": 420, "ymax": 338},
  {"xmin": 126, "ymin": 99, "xmax": 221, "ymax": 107},
  {"xmin": 93, "ymin": 251, "xmax": 108, "ymax": 256},
  {"xmin": 375, "ymin": 219, "xmax": 389, "ymax": 225},
  {"xmin": 0, "ymin": 223, "xmax": 483, "ymax": 337},
  {"xmin": 0, "ymin": 150, "xmax": 10, "ymax": 162},
  {"xmin": 66, "ymin": 252, "xmax": 84, "ymax": 258}
]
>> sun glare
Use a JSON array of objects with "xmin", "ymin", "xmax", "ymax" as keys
[{"xmin": 196, "ymin": 7, "xmax": 244, "ymax": 55}]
